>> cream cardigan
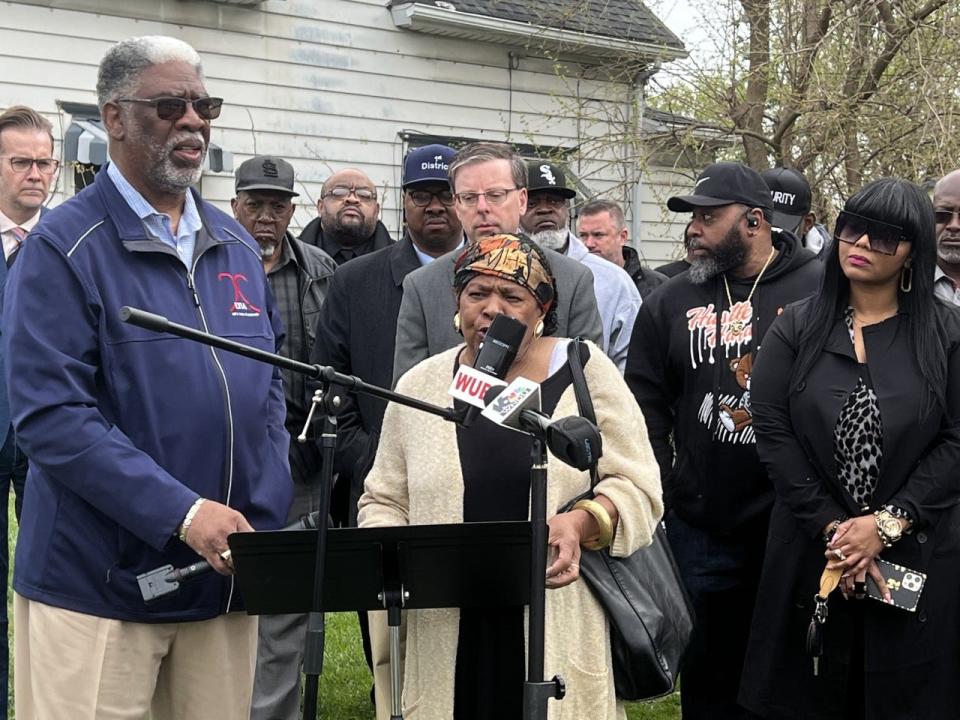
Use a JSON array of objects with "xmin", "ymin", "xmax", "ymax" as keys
[{"xmin": 358, "ymin": 341, "xmax": 663, "ymax": 720}]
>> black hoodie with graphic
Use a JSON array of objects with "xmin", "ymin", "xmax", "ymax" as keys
[{"xmin": 625, "ymin": 230, "xmax": 821, "ymax": 533}]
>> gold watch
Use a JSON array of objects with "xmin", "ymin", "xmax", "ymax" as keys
[{"xmin": 874, "ymin": 509, "xmax": 904, "ymax": 548}]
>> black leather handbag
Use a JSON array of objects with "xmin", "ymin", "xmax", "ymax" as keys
[{"xmin": 562, "ymin": 339, "xmax": 694, "ymax": 701}]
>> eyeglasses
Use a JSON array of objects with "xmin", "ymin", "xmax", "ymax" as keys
[
  {"xmin": 527, "ymin": 194, "xmax": 568, "ymax": 209},
  {"xmin": 407, "ymin": 188, "xmax": 454, "ymax": 207},
  {"xmin": 323, "ymin": 186, "xmax": 377, "ymax": 202},
  {"xmin": 455, "ymin": 187, "xmax": 519, "ymax": 207},
  {"xmin": 1, "ymin": 156, "xmax": 60, "ymax": 174},
  {"xmin": 115, "ymin": 96, "xmax": 224, "ymax": 121},
  {"xmin": 834, "ymin": 210, "xmax": 909, "ymax": 256},
  {"xmin": 935, "ymin": 208, "xmax": 960, "ymax": 225}
]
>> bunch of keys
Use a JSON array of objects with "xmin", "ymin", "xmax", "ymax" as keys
[{"xmin": 805, "ymin": 565, "xmax": 842, "ymax": 676}]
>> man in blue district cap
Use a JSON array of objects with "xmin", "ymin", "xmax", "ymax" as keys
[
  {"xmin": 625, "ymin": 161, "xmax": 821, "ymax": 720},
  {"xmin": 310, "ymin": 143, "xmax": 463, "ymax": 715}
]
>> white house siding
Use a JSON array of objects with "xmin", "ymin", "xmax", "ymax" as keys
[{"xmin": 0, "ymin": 0, "xmax": 689, "ymax": 263}]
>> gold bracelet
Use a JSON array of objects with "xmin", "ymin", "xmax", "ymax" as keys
[{"xmin": 573, "ymin": 499, "xmax": 613, "ymax": 551}]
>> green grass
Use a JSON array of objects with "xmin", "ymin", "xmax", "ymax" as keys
[
  {"xmin": 6, "ymin": 500, "xmax": 680, "ymax": 718},
  {"xmin": 316, "ymin": 610, "xmax": 681, "ymax": 719}
]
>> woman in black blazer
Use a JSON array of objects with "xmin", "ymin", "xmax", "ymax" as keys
[{"xmin": 739, "ymin": 178, "xmax": 960, "ymax": 719}]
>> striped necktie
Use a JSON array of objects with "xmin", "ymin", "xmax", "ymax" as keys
[{"xmin": 8, "ymin": 226, "xmax": 26, "ymax": 267}]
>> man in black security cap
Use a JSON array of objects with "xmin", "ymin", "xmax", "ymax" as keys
[
  {"xmin": 232, "ymin": 155, "xmax": 339, "ymax": 720},
  {"xmin": 625, "ymin": 161, "xmax": 821, "ymax": 720},
  {"xmin": 762, "ymin": 166, "xmax": 830, "ymax": 258}
]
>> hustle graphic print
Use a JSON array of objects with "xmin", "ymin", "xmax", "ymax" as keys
[{"xmin": 687, "ymin": 300, "xmax": 756, "ymax": 444}]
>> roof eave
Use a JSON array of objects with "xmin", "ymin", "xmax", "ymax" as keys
[{"xmin": 390, "ymin": 2, "xmax": 687, "ymax": 63}]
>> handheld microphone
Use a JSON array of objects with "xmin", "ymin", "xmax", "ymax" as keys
[
  {"xmin": 482, "ymin": 381, "xmax": 602, "ymax": 471},
  {"xmin": 137, "ymin": 510, "xmax": 321, "ymax": 604},
  {"xmin": 455, "ymin": 314, "xmax": 526, "ymax": 428}
]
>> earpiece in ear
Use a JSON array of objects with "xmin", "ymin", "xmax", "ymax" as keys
[{"xmin": 747, "ymin": 215, "xmax": 759, "ymax": 228}]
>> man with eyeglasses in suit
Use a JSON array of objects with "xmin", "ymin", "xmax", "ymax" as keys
[
  {"xmin": 0, "ymin": 103, "xmax": 57, "ymax": 720},
  {"xmin": 933, "ymin": 170, "xmax": 960, "ymax": 306},
  {"xmin": 299, "ymin": 167, "xmax": 394, "ymax": 264},
  {"xmin": 392, "ymin": 141, "xmax": 603, "ymax": 384}
]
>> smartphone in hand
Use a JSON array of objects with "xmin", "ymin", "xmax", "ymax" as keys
[{"xmin": 866, "ymin": 558, "xmax": 926, "ymax": 612}]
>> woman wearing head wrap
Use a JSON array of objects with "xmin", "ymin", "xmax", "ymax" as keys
[{"xmin": 358, "ymin": 234, "xmax": 662, "ymax": 719}]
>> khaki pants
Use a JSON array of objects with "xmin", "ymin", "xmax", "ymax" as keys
[{"xmin": 14, "ymin": 593, "xmax": 258, "ymax": 720}]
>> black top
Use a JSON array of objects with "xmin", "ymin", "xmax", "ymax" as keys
[
  {"xmin": 297, "ymin": 217, "xmax": 394, "ymax": 266},
  {"xmin": 452, "ymin": 357, "xmax": 574, "ymax": 719},
  {"xmin": 625, "ymin": 229, "xmax": 821, "ymax": 533}
]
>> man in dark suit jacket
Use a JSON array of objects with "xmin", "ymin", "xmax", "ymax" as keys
[
  {"xmin": 310, "ymin": 144, "xmax": 463, "ymax": 715},
  {"xmin": 393, "ymin": 142, "xmax": 602, "ymax": 383},
  {"xmin": 312, "ymin": 144, "xmax": 462, "ymax": 521},
  {"xmin": 0, "ymin": 105, "xmax": 56, "ymax": 720}
]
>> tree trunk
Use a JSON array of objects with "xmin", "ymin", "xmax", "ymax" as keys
[{"xmin": 739, "ymin": 0, "xmax": 771, "ymax": 169}]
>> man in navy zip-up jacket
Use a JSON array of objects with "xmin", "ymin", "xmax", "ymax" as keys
[{"xmin": 3, "ymin": 36, "xmax": 291, "ymax": 720}]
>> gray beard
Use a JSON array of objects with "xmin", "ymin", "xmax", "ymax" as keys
[
  {"xmin": 687, "ymin": 256, "xmax": 722, "ymax": 285},
  {"xmin": 687, "ymin": 225, "xmax": 748, "ymax": 285},
  {"xmin": 258, "ymin": 239, "xmax": 279, "ymax": 259},
  {"xmin": 938, "ymin": 244, "xmax": 960, "ymax": 265},
  {"xmin": 128, "ymin": 123, "xmax": 206, "ymax": 193},
  {"xmin": 529, "ymin": 228, "xmax": 568, "ymax": 252}
]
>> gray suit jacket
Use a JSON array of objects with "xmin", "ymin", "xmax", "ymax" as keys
[{"xmin": 393, "ymin": 246, "xmax": 603, "ymax": 384}]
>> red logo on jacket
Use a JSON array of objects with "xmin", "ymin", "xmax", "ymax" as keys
[{"xmin": 218, "ymin": 272, "xmax": 261, "ymax": 317}]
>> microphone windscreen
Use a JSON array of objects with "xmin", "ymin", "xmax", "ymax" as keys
[
  {"xmin": 473, "ymin": 314, "xmax": 526, "ymax": 376},
  {"xmin": 459, "ymin": 314, "xmax": 527, "ymax": 428}
]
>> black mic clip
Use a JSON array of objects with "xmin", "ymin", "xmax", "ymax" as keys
[{"xmin": 534, "ymin": 414, "xmax": 602, "ymax": 471}]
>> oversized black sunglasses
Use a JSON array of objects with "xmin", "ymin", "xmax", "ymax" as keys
[
  {"xmin": 834, "ymin": 210, "xmax": 909, "ymax": 256},
  {"xmin": 116, "ymin": 96, "xmax": 224, "ymax": 121}
]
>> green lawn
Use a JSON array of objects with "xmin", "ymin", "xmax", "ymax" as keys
[{"xmin": 7, "ymin": 501, "xmax": 681, "ymax": 718}]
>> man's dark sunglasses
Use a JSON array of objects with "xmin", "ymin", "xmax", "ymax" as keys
[
  {"xmin": 407, "ymin": 188, "xmax": 455, "ymax": 207},
  {"xmin": 935, "ymin": 208, "xmax": 960, "ymax": 226},
  {"xmin": 834, "ymin": 210, "xmax": 909, "ymax": 256},
  {"xmin": 116, "ymin": 96, "xmax": 224, "ymax": 121}
]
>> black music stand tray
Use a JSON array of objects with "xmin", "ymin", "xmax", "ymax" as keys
[{"xmin": 229, "ymin": 521, "xmax": 532, "ymax": 720}]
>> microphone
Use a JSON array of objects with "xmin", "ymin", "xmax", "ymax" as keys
[
  {"xmin": 137, "ymin": 510, "xmax": 321, "ymax": 604},
  {"xmin": 454, "ymin": 314, "xmax": 526, "ymax": 428},
  {"xmin": 119, "ymin": 306, "xmax": 170, "ymax": 333},
  {"xmin": 482, "ymin": 380, "xmax": 602, "ymax": 471}
]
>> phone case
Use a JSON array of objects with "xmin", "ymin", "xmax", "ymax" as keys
[{"xmin": 865, "ymin": 558, "xmax": 926, "ymax": 612}]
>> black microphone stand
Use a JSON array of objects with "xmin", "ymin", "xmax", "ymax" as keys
[
  {"xmin": 120, "ymin": 306, "xmax": 563, "ymax": 720},
  {"xmin": 525, "ymin": 436, "xmax": 566, "ymax": 719}
]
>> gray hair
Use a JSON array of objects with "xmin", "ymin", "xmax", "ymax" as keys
[
  {"xmin": 448, "ymin": 142, "xmax": 527, "ymax": 192},
  {"xmin": 96, "ymin": 36, "xmax": 203, "ymax": 109},
  {"xmin": 580, "ymin": 199, "xmax": 626, "ymax": 231}
]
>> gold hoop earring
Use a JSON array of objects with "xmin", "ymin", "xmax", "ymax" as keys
[
  {"xmin": 534, "ymin": 319, "xmax": 544, "ymax": 338},
  {"xmin": 900, "ymin": 264, "xmax": 913, "ymax": 293},
  {"xmin": 453, "ymin": 312, "xmax": 461, "ymax": 334}
]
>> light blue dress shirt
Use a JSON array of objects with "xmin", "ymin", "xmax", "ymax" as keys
[{"xmin": 106, "ymin": 162, "xmax": 202, "ymax": 268}]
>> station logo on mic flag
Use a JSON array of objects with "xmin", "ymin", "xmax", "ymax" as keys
[
  {"xmin": 481, "ymin": 377, "xmax": 542, "ymax": 432},
  {"xmin": 449, "ymin": 365, "xmax": 507, "ymax": 409}
]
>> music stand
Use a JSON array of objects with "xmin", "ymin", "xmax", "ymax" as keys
[{"xmin": 229, "ymin": 521, "xmax": 532, "ymax": 719}]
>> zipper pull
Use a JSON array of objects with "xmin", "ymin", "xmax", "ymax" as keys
[{"xmin": 186, "ymin": 274, "xmax": 201, "ymax": 307}]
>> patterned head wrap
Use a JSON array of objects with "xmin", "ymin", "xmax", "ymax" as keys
[{"xmin": 453, "ymin": 233, "xmax": 559, "ymax": 335}]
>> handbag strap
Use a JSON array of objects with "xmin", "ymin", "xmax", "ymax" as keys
[{"xmin": 566, "ymin": 338, "xmax": 600, "ymax": 490}]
